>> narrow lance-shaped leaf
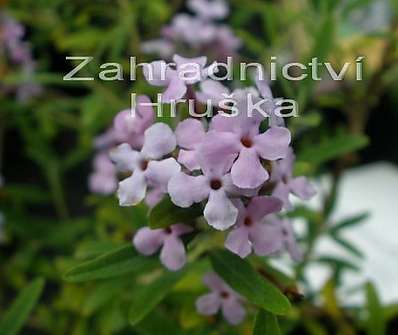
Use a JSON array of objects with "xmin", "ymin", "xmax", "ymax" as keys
[
  {"xmin": 253, "ymin": 310, "xmax": 282, "ymax": 335},
  {"xmin": 330, "ymin": 234, "xmax": 364, "ymax": 259},
  {"xmin": 366, "ymin": 282, "xmax": 386, "ymax": 335},
  {"xmin": 210, "ymin": 250, "xmax": 291, "ymax": 315},
  {"xmin": 297, "ymin": 133, "xmax": 369, "ymax": 165},
  {"xmin": 0, "ymin": 278, "xmax": 45, "ymax": 335},
  {"xmin": 329, "ymin": 213, "xmax": 369, "ymax": 234},
  {"xmin": 64, "ymin": 244, "xmax": 157, "ymax": 282}
]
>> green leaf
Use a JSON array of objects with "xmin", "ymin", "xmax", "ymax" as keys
[
  {"xmin": 129, "ymin": 270, "xmax": 185, "ymax": 326},
  {"xmin": 330, "ymin": 234, "xmax": 364, "ymax": 258},
  {"xmin": 253, "ymin": 310, "xmax": 281, "ymax": 335},
  {"xmin": 366, "ymin": 282, "xmax": 386, "ymax": 335},
  {"xmin": 82, "ymin": 280, "xmax": 124, "ymax": 316},
  {"xmin": 210, "ymin": 250, "xmax": 291, "ymax": 315},
  {"xmin": 64, "ymin": 245, "xmax": 156, "ymax": 282},
  {"xmin": 135, "ymin": 309, "xmax": 182, "ymax": 335},
  {"xmin": 75, "ymin": 240, "xmax": 118, "ymax": 260},
  {"xmin": 316, "ymin": 256, "xmax": 360, "ymax": 272},
  {"xmin": 0, "ymin": 278, "xmax": 45, "ymax": 335},
  {"xmin": 330, "ymin": 213, "xmax": 369, "ymax": 234},
  {"xmin": 148, "ymin": 196, "xmax": 201, "ymax": 229},
  {"xmin": 298, "ymin": 133, "xmax": 369, "ymax": 165}
]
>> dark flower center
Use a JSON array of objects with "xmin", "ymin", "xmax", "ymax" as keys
[
  {"xmin": 140, "ymin": 160, "xmax": 149, "ymax": 171},
  {"xmin": 244, "ymin": 216, "xmax": 253, "ymax": 226},
  {"xmin": 220, "ymin": 291, "xmax": 230, "ymax": 299},
  {"xmin": 240, "ymin": 136, "xmax": 253, "ymax": 148},
  {"xmin": 164, "ymin": 227, "xmax": 172, "ymax": 234},
  {"xmin": 210, "ymin": 179, "xmax": 222, "ymax": 190}
]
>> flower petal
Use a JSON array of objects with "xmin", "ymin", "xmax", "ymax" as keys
[
  {"xmin": 250, "ymin": 223, "xmax": 282, "ymax": 256},
  {"xmin": 109, "ymin": 143, "xmax": 141, "ymax": 171},
  {"xmin": 173, "ymin": 54, "xmax": 207, "ymax": 69},
  {"xmin": 168, "ymin": 172, "xmax": 209, "ymax": 208},
  {"xmin": 225, "ymin": 226, "xmax": 251, "ymax": 258},
  {"xmin": 281, "ymin": 219, "xmax": 303, "ymax": 261},
  {"xmin": 141, "ymin": 123, "xmax": 177, "ymax": 160},
  {"xmin": 145, "ymin": 158, "xmax": 181, "ymax": 191},
  {"xmin": 188, "ymin": 0, "xmax": 229, "ymax": 20},
  {"xmin": 117, "ymin": 172, "xmax": 146, "ymax": 206},
  {"xmin": 204, "ymin": 190, "xmax": 238, "ymax": 230},
  {"xmin": 177, "ymin": 149, "xmax": 200, "ymax": 171},
  {"xmin": 223, "ymin": 174, "xmax": 260, "ymax": 198},
  {"xmin": 231, "ymin": 147, "xmax": 268, "ymax": 189},
  {"xmin": 203, "ymin": 272, "xmax": 229, "ymax": 292},
  {"xmin": 198, "ymin": 130, "xmax": 239, "ymax": 176},
  {"xmin": 133, "ymin": 227, "xmax": 164, "ymax": 255},
  {"xmin": 196, "ymin": 79, "xmax": 229, "ymax": 105},
  {"xmin": 135, "ymin": 95, "xmax": 156, "ymax": 132},
  {"xmin": 145, "ymin": 187, "xmax": 164, "ymax": 208},
  {"xmin": 209, "ymin": 114, "xmax": 236, "ymax": 132},
  {"xmin": 88, "ymin": 172, "xmax": 117, "ymax": 194},
  {"xmin": 272, "ymin": 181, "xmax": 292, "ymax": 210},
  {"xmin": 160, "ymin": 235, "xmax": 187, "ymax": 271},
  {"xmin": 254, "ymin": 127, "xmax": 291, "ymax": 160},
  {"xmin": 162, "ymin": 74, "xmax": 187, "ymax": 102},
  {"xmin": 246, "ymin": 196, "xmax": 283, "ymax": 222},
  {"xmin": 289, "ymin": 176, "xmax": 316, "ymax": 200},
  {"xmin": 221, "ymin": 298, "xmax": 246, "ymax": 325},
  {"xmin": 143, "ymin": 60, "xmax": 171, "ymax": 86},
  {"xmin": 196, "ymin": 292, "xmax": 221, "ymax": 316},
  {"xmin": 175, "ymin": 118, "xmax": 205, "ymax": 149}
]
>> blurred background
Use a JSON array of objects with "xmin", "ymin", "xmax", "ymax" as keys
[{"xmin": 0, "ymin": 0, "xmax": 398, "ymax": 334}]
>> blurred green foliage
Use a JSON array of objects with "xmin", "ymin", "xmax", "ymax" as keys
[{"xmin": 1, "ymin": 0, "xmax": 398, "ymax": 334}]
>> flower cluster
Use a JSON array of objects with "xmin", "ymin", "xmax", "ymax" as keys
[
  {"xmin": 106, "ymin": 54, "xmax": 315, "ymax": 273},
  {"xmin": 141, "ymin": 0, "xmax": 241, "ymax": 60},
  {"xmin": 0, "ymin": 12, "xmax": 41, "ymax": 101},
  {"xmin": 88, "ymin": 96, "xmax": 157, "ymax": 206}
]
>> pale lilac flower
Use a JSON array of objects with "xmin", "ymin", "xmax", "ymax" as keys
[
  {"xmin": 187, "ymin": 0, "xmax": 229, "ymax": 21},
  {"xmin": 204, "ymin": 103, "xmax": 291, "ymax": 189},
  {"xmin": 168, "ymin": 145, "xmax": 244, "ymax": 230},
  {"xmin": 133, "ymin": 224, "xmax": 193, "ymax": 271},
  {"xmin": 196, "ymin": 272, "xmax": 246, "ymax": 325},
  {"xmin": 0, "ymin": 13, "xmax": 41, "ymax": 101},
  {"xmin": 113, "ymin": 95, "xmax": 155, "ymax": 149},
  {"xmin": 196, "ymin": 79, "xmax": 230, "ymax": 106},
  {"xmin": 271, "ymin": 148, "xmax": 316, "ymax": 210},
  {"xmin": 265, "ymin": 215, "xmax": 303, "ymax": 261},
  {"xmin": 141, "ymin": 39, "xmax": 175, "ymax": 59},
  {"xmin": 214, "ymin": 26, "xmax": 242, "ymax": 56},
  {"xmin": 225, "ymin": 196, "xmax": 283, "ymax": 258},
  {"xmin": 90, "ymin": 96, "xmax": 156, "ymax": 195},
  {"xmin": 0, "ymin": 14, "xmax": 24, "ymax": 42},
  {"xmin": 144, "ymin": 55, "xmax": 215, "ymax": 102},
  {"xmin": 88, "ymin": 153, "xmax": 117, "ymax": 194},
  {"xmin": 110, "ymin": 123, "xmax": 180, "ymax": 206},
  {"xmin": 162, "ymin": 15, "xmax": 217, "ymax": 47},
  {"xmin": 175, "ymin": 118, "xmax": 206, "ymax": 170}
]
